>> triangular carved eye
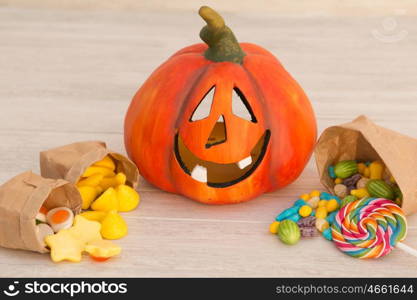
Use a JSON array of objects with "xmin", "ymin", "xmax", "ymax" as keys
[
  {"xmin": 190, "ymin": 86, "xmax": 215, "ymax": 122},
  {"xmin": 232, "ymin": 87, "xmax": 257, "ymax": 122}
]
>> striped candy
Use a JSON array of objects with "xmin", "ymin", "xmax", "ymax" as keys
[{"xmin": 331, "ymin": 197, "xmax": 407, "ymax": 259}]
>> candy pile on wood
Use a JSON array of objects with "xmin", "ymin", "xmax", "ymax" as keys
[{"xmin": 270, "ymin": 190, "xmax": 341, "ymax": 245}]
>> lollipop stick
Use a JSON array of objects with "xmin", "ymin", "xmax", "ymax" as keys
[{"xmin": 396, "ymin": 242, "xmax": 417, "ymax": 258}]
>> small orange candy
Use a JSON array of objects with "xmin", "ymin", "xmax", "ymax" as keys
[
  {"xmin": 51, "ymin": 210, "xmax": 70, "ymax": 224},
  {"xmin": 39, "ymin": 205, "xmax": 49, "ymax": 215}
]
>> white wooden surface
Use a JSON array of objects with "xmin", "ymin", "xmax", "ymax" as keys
[{"xmin": 0, "ymin": 4, "xmax": 416, "ymax": 277}]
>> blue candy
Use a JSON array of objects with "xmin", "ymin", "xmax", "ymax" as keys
[
  {"xmin": 328, "ymin": 166, "xmax": 336, "ymax": 179},
  {"xmin": 276, "ymin": 206, "xmax": 300, "ymax": 221},
  {"xmin": 320, "ymin": 192, "xmax": 334, "ymax": 200},
  {"xmin": 311, "ymin": 210, "xmax": 316, "ymax": 217},
  {"xmin": 326, "ymin": 211, "xmax": 337, "ymax": 225},
  {"xmin": 286, "ymin": 213, "xmax": 301, "ymax": 223},
  {"xmin": 322, "ymin": 228, "xmax": 333, "ymax": 241},
  {"xmin": 293, "ymin": 199, "xmax": 307, "ymax": 207}
]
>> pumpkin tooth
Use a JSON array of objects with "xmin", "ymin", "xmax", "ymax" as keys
[
  {"xmin": 237, "ymin": 156, "xmax": 252, "ymax": 169},
  {"xmin": 191, "ymin": 165, "xmax": 207, "ymax": 183}
]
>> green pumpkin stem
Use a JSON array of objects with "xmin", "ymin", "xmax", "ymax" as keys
[{"xmin": 198, "ymin": 6, "xmax": 245, "ymax": 64}]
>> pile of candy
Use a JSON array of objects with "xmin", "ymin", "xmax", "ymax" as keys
[
  {"xmin": 76, "ymin": 155, "xmax": 140, "ymax": 240},
  {"xmin": 270, "ymin": 190, "xmax": 341, "ymax": 245},
  {"xmin": 328, "ymin": 160, "xmax": 402, "ymax": 206},
  {"xmin": 36, "ymin": 209, "xmax": 121, "ymax": 262},
  {"xmin": 270, "ymin": 159, "xmax": 409, "ymax": 260},
  {"xmin": 35, "ymin": 155, "xmax": 140, "ymax": 263}
]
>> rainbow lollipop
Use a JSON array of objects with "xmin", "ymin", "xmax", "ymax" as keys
[{"xmin": 332, "ymin": 197, "xmax": 417, "ymax": 259}]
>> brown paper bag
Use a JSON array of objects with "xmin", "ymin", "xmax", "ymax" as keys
[
  {"xmin": 39, "ymin": 141, "xmax": 139, "ymax": 188},
  {"xmin": 315, "ymin": 115, "xmax": 417, "ymax": 215},
  {"xmin": 0, "ymin": 171, "xmax": 82, "ymax": 253}
]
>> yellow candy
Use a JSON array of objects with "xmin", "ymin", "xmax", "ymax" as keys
[
  {"xmin": 93, "ymin": 155, "xmax": 116, "ymax": 171},
  {"xmin": 307, "ymin": 196, "xmax": 320, "ymax": 209},
  {"xmin": 298, "ymin": 205, "xmax": 312, "ymax": 217},
  {"xmin": 300, "ymin": 194, "xmax": 310, "ymax": 201},
  {"xmin": 389, "ymin": 175, "xmax": 396, "ymax": 184},
  {"xmin": 91, "ymin": 188, "xmax": 118, "ymax": 212},
  {"xmin": 78, "ymin": 186, "xmax": 99, "ymax": 210},
  {"xmin": 318, "ymin": 200, "xmax": 327, "ymax": 207},
  {"xmin": 82, "ymin": 166, "xmax": 115, "ymax": 178},
  {"xmin": 45, "ymin": 229, "xmax": 85, "ymax": 263},
  {"xmin": 70, "ymin": 215, "xmax": 102, "ymax": 244},
  {"xmin": 269, "ymin": 221, "xmax": 280, "ymax": 234},
  {"xmin": 77, "ymin": 174, "xmax": 104, "ymax": 188},
  {"xmin": 310, "ymin": 190, "xmax": 321, "ymax": 198},
  {"xmin": 315, "ymin": 207, "xmax": 328, "ymax": 219},
  {"xmin": 96, "ymin": 185, "xmax": 104, "ymax": 195},
  {"xmin": 357, "ymin": 163, "xmax": 367, "ymax": 175},
  {"xmin": 79, "ymin": 211, "xmax": 107, "ymax": 223},
  {"xmin": 363, "ymin": 167, "xmax": 370, "ymax": 178},
  {"xmin": 325, "ymin": 199, "xmax": 339, "ymax": 212},
  {"xmin": 315, "ymin": 218, "xmax": 329, "ymax": 232},
  {"xmin": 334, "ymin": 178, "xmax": 343, "ymax": 184},
  {"xmin": 100, "ymin": 210, "xmax": 128, "ymax": 240},
  {"xmin": 85, "ymin": 239, "xmax": 121, "ymax": 259},
  {"xmin": 44, "ymin": 216, "xmax": 103, "ymax": 263},
  {"xmin": 369, "ymin": 161, "xmax": 384, "ymax": 180},
  {"xmin": 116, "ymin": 185, "xmax": 140, "ymax": 212},
  {"xmin": 100, "ymin": 172, "xmax": 127, "ymax": 190},
  {"xmin": 350, "ymin": 188, "xmax": 370, "ymax": 199}
]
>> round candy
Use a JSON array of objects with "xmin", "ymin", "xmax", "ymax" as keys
[
  {"xmin": 331, "ymin": 198, "xmax": 407, "ymax": 259},
  {"xmin": 46, "ymin": 207, "xmax": 74, "ymax": 233}
]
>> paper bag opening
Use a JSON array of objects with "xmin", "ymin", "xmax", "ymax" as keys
[
  {"xmin": 40, "ymin": 141, "xmax": 139, "ymax": 189},
  {"xmin": 0, "ymin": 171, "xmax": 82, "ymax": 253},
  {"xmin": 315, "ymin": 115, "xmax": 417, "ymax": 215}
]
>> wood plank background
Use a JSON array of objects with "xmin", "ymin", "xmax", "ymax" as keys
[{"xmin": 0, "ymin": 2, "xmax": 416, "ymax": 277}]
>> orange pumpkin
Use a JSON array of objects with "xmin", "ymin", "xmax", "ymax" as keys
[{"xmin": 124, "ymin": 6, "xmax": 317, "ymax": 204}]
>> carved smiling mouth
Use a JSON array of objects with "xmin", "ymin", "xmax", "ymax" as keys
[{"xmin": 174, "ymin": 129, "xmax": 270, "ymax": 188}]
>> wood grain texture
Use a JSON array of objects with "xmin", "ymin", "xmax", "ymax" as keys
[{"xmin": 0, "ymin": 6, "xmax": 416, "ymax": 277}]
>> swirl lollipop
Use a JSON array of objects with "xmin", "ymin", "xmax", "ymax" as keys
[{"xmin": 332, "ymin": 197, "xmax": 417, "ymax": 259}]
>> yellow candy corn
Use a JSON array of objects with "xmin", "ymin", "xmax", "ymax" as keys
[
  {"xmin": 100, "ymin": 210, "xmax": 128, "ymax": 240},
  {"xmin": 82, "ymin": 166, "xmax": 115, "ymax": 178},
  {"xmin": 116, "ymin": 184, "xmax": 140, "ymax": 212},
  {"xmin": 79, "ymin": 211, "xmax": 107, "ymax": 223},
  {"xmin": 91, "ymin": 188, "xmax": 118, "ymax": 211},
  {"xmin": 93, "ymin": 155, "xmax": 116, "ymax": 171},
  {"xmin": 77, "ymin": 174, "xmax": 104, "ymax": 187},
  {"xmin": 100, "ymin": 172, "xmax": 127, "ymax": 190},
  {"xmin": 78, "ymin": 186, "xmax": 99, "ymax": 210}
]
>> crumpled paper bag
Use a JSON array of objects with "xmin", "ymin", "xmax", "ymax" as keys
[
  {"xmin": 40, "ymin": 141, "xmax": 139, "ymax": 189},
  {"xmin": 315, "ymin": 115, "xmax": 417, "ymax": 215},
  {"xmin": 0, "ymin": 171, "xmax": 82, "ymax": 253}
]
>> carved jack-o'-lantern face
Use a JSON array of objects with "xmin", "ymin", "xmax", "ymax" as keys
[
  {"xmin": 124, "ymin": 6, "xmax": 317, "ymax": 204},
  {"xmin": 175, "ymin": 77, "xmax": 270, "ymax": 188}
]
